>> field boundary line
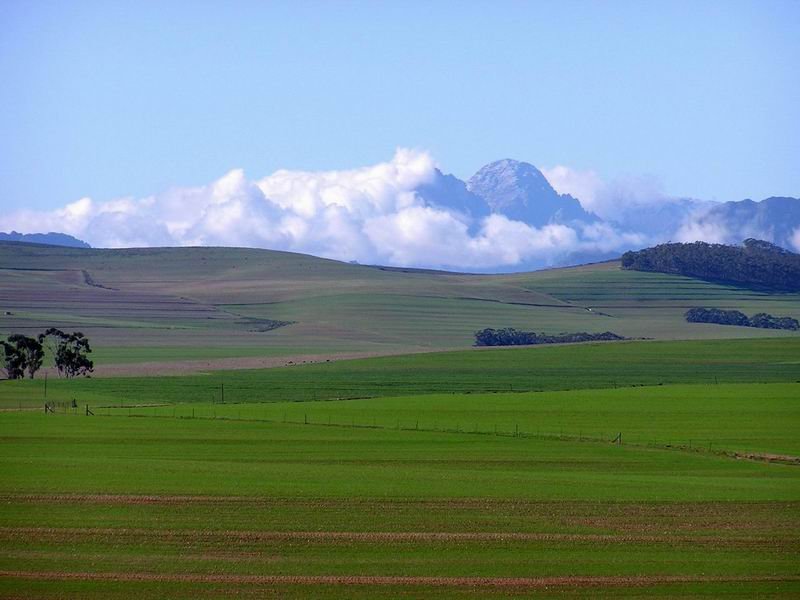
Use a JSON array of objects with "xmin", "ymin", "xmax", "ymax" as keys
[{"xmin": 1, "ymin": 570, "xmax": 798, "ymax": 588}]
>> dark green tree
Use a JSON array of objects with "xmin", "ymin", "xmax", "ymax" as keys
[
  {"xmin": 1, "ymin": 334, "xmax": 44, "ymax": 379},
  {"xmin": 38, "ymin": 328, "xmax": 94, "ymax": 378}
]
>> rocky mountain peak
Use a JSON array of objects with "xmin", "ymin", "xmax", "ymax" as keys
[{"xmin": 467, "ymin": 159, "xmax": 595, "ymax": 226}]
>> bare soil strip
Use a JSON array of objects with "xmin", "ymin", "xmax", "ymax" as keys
[
  {"xmin": 4, "ymin": 493, "xmax": 798, "ymax": 512},
  {"xmin": 1, "ymin": 571, "xmax": 798, "ymax": 588},
  {"xmin": 89, "ymin": 348, "xmax": 436, "ymax": 377},
  {"xmin": 2, "ymin": 526, "xmax": 785, "ymax": 546},
  {"xmin": 728, "ymin": 451, "xmax": 800, "ymax": 465}
]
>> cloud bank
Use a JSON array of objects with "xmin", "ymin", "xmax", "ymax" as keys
[
  {"xmin": 3, "ymin": 150, "xmax": 796, "ymax": 270},
  {"xmin": 0, "ymin": 150, "xmax": 631, "ymax": 270}
]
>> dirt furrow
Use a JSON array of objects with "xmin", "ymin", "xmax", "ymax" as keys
[
  {"xmin": 1, "ymin": 571, "xmax": 798, "ymax": 588},
  {"xmin": 0, "ymin": 527, "xmax": 792, "ymax": 548}
]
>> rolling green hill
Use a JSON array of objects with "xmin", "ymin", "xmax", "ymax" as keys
[
  {"xmin": 1, "ymin": 242, "xmax": 799, "ymax": 373},
  {"xmin": 2, "ymin": 243, "xmax": 799, "ymax": 598}
]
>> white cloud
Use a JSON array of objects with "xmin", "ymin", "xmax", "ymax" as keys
[
  {"xmin": 543, "ymin": 166, "xmax": 681, "ymax": 219},
  {"xmin": 256, "ymin": 147, "xmax": 436, "ymax": 219},
  {"xmin": 8, "ymin": 149, "xmax": 759, "ymax": 270},
  {"xmin": 578, "ymin": 221, "xmax": 648, "ymax": 253},
  {"xmin": 541, "ymin": 166, "xmax": 605, "ymax": 210},
  {"xmin": 792, "ymin": 227, "xmax": 800, "ymax": 253},
  {"xmin": 674, "ymin": 218, "xmax": 730, "ymax": 244},
  {"xmin": 542, "ymin": 165, "xmax": 719, "ymax": 244}
]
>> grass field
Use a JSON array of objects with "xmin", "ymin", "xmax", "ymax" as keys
[
  {"xmin": 1, "ymin": 402, "xmax": 798, "ymax": 598},
  {"xmin": 1, "ymin": 339, "xmax": 799, "ymax": 597},
  {"xmin": 2, "ymin": 243, "xmax": 799, "ymax": 375},
  {"xmin": 2, "ymin": 337, "xmax": 798, "ymax": 408},
  {"xmin": 1, "ymin": 243, "xmax": 799, "ymax": 597}
]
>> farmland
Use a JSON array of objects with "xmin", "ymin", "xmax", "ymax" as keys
[
  {"xmin": 1, "ymin": 243, "xmax": 799, "ymax": 597},
  {"xmin": 2, "ymin": 243, "xmax": 800, "ymax": 376},
  {"xmin": 1, "ymin": 386, "xmax": 799, "ymax": 597},
  {"xmin": 2, "ymin": 337, "xmax": 799, "ymax": 408},
  {"xmin": 2, "ymin": 338, "xmax": 800, "ymax": 597}
]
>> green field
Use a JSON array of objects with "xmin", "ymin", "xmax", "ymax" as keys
[
  {"xmin": 2, "ymin": 337, "xmax": 798, "ymax": 409},
  {"xmin": 1, "ymin": 243, "xmax": 799, "ymax": 597},
  {"xmin": 114, "ymin": 382, "xmax": 799, "ymax": 456},
  {"xmin": 1, "ymin": 339, "xmax": 799, "ymax": 597},
  {"xmin": 2, "ymin": 244, "xmax": 799, "ymax": 375},
  {"xmin": 1, "ymin": 389, "xmax": 798, "ymax": 597}
]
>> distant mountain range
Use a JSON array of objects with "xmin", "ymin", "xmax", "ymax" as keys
[
  {"xmin": 687, "ymin": 197, "xmax": 800, "ymax": 248},
  {"xmin": 413, "ymin": 159, "xmax": 800, "ymax": 261},
  {"xmin": 0, "ymin": 231, "xmax": 90, "ymax": 248}
]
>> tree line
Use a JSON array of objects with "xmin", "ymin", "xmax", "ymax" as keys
[
  {"xmin": 1, "ymin": 329, "xmax": 93, "ymax": 380},
  {"xmin": 475, "ymin": 328, "xmax": 625, "ymax": 347},
  {"xmin": 685, "ymin": 308, "xmax": 800, "ymax": 330},
  {"xmin": 621, "ymin": 238, "xmax": 800, "ymax": 292}
]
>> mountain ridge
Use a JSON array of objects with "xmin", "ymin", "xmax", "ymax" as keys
[{"xmin": 0, "ymin": 231, "xmax": 91, "ymax": 248}]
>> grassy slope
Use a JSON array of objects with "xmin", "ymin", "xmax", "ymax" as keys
[
  {"xmin": 3, "ymin": 337, "xmax": 798, "ymax": 407},
  {"xmin": 1, "ymin": 412, "xmax": 798, "ymax": 598},
  {"xmin": 1, "ymin": 243, "xmax": 799, "ymax": 369}
]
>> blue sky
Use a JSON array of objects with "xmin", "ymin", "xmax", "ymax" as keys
[{"xmin": 1, "ymin": 0, "xmax": 798, "ymax": 213}]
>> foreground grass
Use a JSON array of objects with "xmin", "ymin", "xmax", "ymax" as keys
[
  {"xmin": 0, "ymin": 412, "xmax": 798, "ymax": 598},
  {"xmin": 2, "ymin": 337, "xmax": 799, "ymax": 408},
  {"xmin": 4, "ymin": 413, "xmax": 798, "ymax": 500}
]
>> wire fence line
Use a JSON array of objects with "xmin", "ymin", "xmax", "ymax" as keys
[
  {"xmin": 22, "ymin": 398, "xmax": 796, "ymax": 464},
  {"xmin": 74, "ymin": 404, "xmax": 632, "ymax": 444},
  {"xmin": 103, "ymin": 408, "xmax": 792, "ymax": 462},
  {"xmin": 43, "ymin": 402, "xmax": 745, "ymax": 458}
]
